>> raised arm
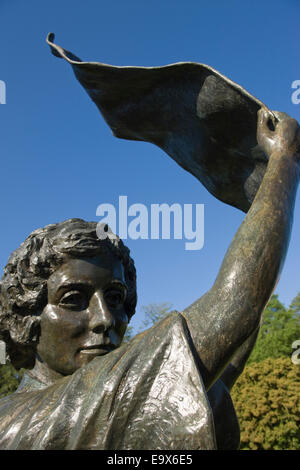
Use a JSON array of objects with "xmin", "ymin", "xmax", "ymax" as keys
[
  {"xmin": 183, "ymin": 110, "xmax": 300, "ymax": 389},
  {"xmin": 218, "ymin": 328, "xmax": 259, "ymax": 391}
]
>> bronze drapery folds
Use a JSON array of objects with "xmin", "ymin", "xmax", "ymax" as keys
[{"xmin": 47, "ymin": 33, "xmax": 275, "ymax": 213}]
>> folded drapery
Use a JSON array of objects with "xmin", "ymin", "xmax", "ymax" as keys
[
  {"xmin": 0, "ymin": 313, "xmax": 223, "ymax": 450},
  {"xmin": 47, "ymin": 33, "xmax": 274, "ymax": 213}
]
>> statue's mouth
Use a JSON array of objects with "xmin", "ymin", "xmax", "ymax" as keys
[{"xmin": 78, "ymin": 344, "xmax": 114, "ymax": 355}]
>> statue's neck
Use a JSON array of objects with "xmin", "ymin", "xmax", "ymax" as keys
[{"xmin": 29, "ymin": 356, "xmax": 65, "ymax": 386}]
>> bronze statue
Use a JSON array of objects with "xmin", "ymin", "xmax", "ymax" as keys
[{"xmin": 0, "ymin": 36, "xmax": 299, "ymax": 450}]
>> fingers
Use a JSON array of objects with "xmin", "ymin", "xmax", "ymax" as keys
[
  {"xmin": 271, "ymin": 111, "xmax": 300, "ymax": 140},
  {"xmin": 257, "ymin": 109, "xmax": 291, "ymax": 139},
  {"xmin": 266, "ymin": 110, "xmax": 298, "ymax": 130},
  {"xmin": 257, "ymin": 108, "xmax": 277, "ymax": 156},
  {"xmin": 257, "ymin": 108, "xmax": 300, "ymax": 157},
  {"xmin": 272, "ymin": 111, "xmax": 290, "ymax": 122},
  {"xmin": 257, "ymin": 108, "xmax": 274, "ymax": 137}
]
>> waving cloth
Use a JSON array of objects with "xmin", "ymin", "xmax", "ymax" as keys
[
  {"xmin": 0, "ymin": 312, "xmax": 220, "ymax": 450},
  {"xmin": 47, "ymin": 33, "xmax": 274, "ymax": 213}
]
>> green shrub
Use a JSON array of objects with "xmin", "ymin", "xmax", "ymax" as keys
[
  {"xmin": 231, "ymin": 357, "xmax": 300, "ymax": 450},
  {"xmin": 0, "ymin": 364, "xmax": 23, "ymax": 399}
]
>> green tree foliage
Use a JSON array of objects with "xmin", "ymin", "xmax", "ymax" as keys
[
  {"xmin": 123, "ymin": 302, "xmax": 173, "ymax": 343},
  {"xmin": 138, "ymin": 302, "xmax": 173, "ymax": 331},
  {"xmin": 247, "ymin": 294, "xmax": 300, "ymax": 364},
  {"xmin": 290, "ymin": 292, "xmax": 300, "ymax": 316},
  {"xmin": 231, "ymin": 293, "xmax": 300, "ymax": 450},
  {"xmin": 231, "ymin": 357, "xmax": 300, "ymax": 450},
  {"xmin": 122, "ymin": 325, "xmax": 134, "ymax": 343},
  {"xmin": 0, "ymin": 364, "xmax": 23, "ymax": 399}
]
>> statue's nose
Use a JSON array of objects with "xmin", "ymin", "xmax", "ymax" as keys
[{"xmin": 89, "ymin": 291, "xmax": 115, "ymax": 333}]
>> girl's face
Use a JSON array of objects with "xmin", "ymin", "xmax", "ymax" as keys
[{"xmin": 37, "ymin": 254, "xmax": 128, "ymax": 375}]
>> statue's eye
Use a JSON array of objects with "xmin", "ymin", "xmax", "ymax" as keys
[
  {"xmin": 59, "ymin": 291, "xmax": 88, "ymax": 311},
  {"xmin": 104, "ymin": 287, "xmax": 126, "ymax": 309}
]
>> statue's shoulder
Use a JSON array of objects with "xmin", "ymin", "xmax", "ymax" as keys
[
  {"xmin": 0, "ymin": 387, "xmax": 35, "ymax": 447},
  {"xmin": 126, "ymin": 310, "xmax": 183, "ymax": 341}
]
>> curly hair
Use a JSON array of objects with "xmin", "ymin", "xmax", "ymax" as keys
[{"xmin": 0, "ymin": 219, "xmax": 137, "ymax": 369}]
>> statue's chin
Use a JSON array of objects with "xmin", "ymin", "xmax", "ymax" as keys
[{"xmin": 35, "ymin": 342, "xmax": 117, "ymax": 379}]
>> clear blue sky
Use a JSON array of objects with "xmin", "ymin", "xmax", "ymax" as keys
[{"xmin": 0, "ymin": 0, "xmax": 299, "ymax": 332}]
